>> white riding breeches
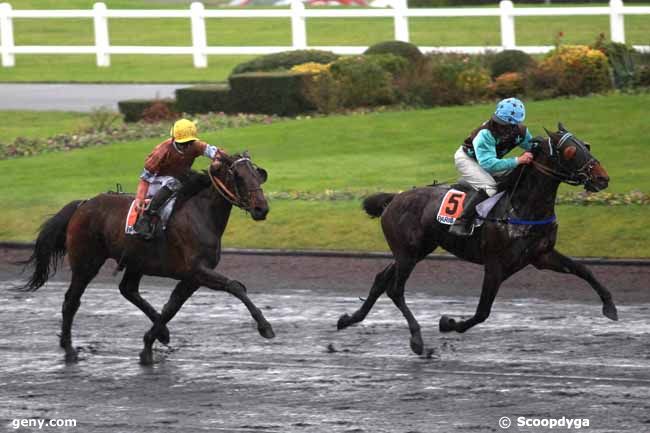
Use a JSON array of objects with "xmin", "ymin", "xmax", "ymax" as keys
[{"xmin": 454, "ymin": 146, "xmax": 509, "ymax": 197}]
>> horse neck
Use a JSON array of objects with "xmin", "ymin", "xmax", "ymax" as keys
[
  {"xmin": 509, "ymin": 163, "xmax": 560, "ymax": 219},
  {"xmin": 189, "ymin": 187, "xmax": 234, "ymax": 235}
]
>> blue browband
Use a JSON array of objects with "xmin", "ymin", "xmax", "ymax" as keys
[{"xmin": 477, "ymin": 215, "xmax": 557, "ymax": 225}]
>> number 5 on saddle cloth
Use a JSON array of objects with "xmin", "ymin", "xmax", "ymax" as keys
[{"xmin": 436, "ymin": 188, "xmax": 505, "ymax": 230}]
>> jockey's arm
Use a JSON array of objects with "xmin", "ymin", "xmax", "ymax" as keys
[
  {"xmin": 474, "ymin": 129, "xmax": 519, "ymax": 174},
  {"xmin": 197, "ymin": 141, "xmax": 226, "ymax": 161},
  {"xmin": 517, "ymin": 128, "xmax": 535, "ymax": 151}
]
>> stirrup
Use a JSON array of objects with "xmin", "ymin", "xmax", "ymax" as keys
[
  {"xmin": 449, "ymin": 221, "xmax": 474, "ymax": 236},
  {"xmin": 134, "ymin": 215, "xmax": 155, "ymax": 240}
]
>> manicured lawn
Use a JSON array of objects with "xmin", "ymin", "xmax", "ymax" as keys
[
  {"xmin": 1, "ymin": 111, "xmax": 91, "ymax": 142},
  {"xmin": 0, "ymin": 1, "xmax": 647, "ymax": 82},
  {"xmin": 0, "ymin": 94, "xmax": 648, "ymax": 257}
]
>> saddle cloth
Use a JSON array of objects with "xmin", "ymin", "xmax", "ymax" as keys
[{"xmin": 436, "ymin": 187, "xmax": 505, "ymax": 228}]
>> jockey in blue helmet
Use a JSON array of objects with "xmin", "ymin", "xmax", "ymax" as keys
[{"xmin": 449, "ymin": 97, "xmax": 536, "ymax": 236}]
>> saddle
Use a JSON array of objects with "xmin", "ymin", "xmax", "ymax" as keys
[{"xmin": 435, "ymin": 182, "xmax": 506, "ymax": 229}]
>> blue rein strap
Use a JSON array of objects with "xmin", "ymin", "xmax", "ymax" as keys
[
  {"xmin": 506, "ymin": 215, "xmax": 557, "ymax": 225},
  {"xmin": 477, "ymin": 215, "xmax": 557, "ymax": 226}
]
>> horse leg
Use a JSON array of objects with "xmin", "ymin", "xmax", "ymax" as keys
[
  {"xmin": 139, "ymin": 280, "xmax": 198, "ymax": 365},
  {"xmin": 194, "ymin": 266, "xmax": 275, "ymax": 340},
  {"xmin": 533, "ymin": 249, "xmax": 618, "ymax": 321},
  {"xmin": 118, "ymin": 271, "xmax": 170, "ymax": 345},
  {"xmin": 440, "ymin": 261, "xmax": 504, "ymax": 334},
  {"xmin": 60, "ymin": 262, "xmax": 103, "ymax": 363},
  {"xmin": 386, "ymin": 259, "xmax": 424, "ymax": 355},
  {"xmin": 337, "ymin": 263, "xmax": 396, "ymax": 330}
]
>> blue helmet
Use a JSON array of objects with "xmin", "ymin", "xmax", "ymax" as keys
[{"xmin": 493, "ymin": 97, "xmax": 526, "ymax": 125}]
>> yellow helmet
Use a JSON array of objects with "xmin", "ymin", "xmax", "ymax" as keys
[{"xmin": 170, "ymin": 119, "xmax": 198, "ymax": 143}]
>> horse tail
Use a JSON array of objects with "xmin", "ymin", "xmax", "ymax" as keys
[
  {"xmin": 362, "ymin": 193, "xmax": 396, "ymax": 218},
  {"xmin": 20, "ymin": 200, "xmax": 83, "ymax": 291}
]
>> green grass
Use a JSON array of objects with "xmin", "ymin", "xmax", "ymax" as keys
[
  {"xmin": 1, "ymin": 111, "xmax": 91, "ymax": 142},
  {"xmin": 0, "ymin": 94, "xmax": 648, "ymax": 257},
  {"xmin": 0, "ymin": 1, "xmax": 647, "ymax": 82}
]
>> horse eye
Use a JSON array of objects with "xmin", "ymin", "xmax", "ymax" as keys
[{"xmin": 563, "ymin": 146, "xmax": 577, "ymax": 160}]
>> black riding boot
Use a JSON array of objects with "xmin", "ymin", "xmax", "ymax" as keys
[
  {"xmin": 448, "ymin": 189, "xmax": 489, "ymax": 236},
  {"xmin": 134, "ymin": 185, "xmax": 175, "ymax": 240}
]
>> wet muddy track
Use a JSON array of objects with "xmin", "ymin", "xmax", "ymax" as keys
[{"xmin": 1, "ymin": 249, "xmax": 649, "ymax": 432}]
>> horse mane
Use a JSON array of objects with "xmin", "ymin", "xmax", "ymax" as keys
[
  {"xmin": 173, "ymin": 170, "xmax": 212, "ymax": 211},
  {"xmin": 172, "ymin": 153, "xmax": 246, "ymax": 210}
]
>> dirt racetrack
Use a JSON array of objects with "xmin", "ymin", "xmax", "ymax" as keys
[{"xmin": 1, "ymin": 248, "xmax": 649, "ymax": 432}]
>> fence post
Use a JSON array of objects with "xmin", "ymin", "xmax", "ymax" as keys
[
  {"xmin": 499, "ymin": 0, "xmax": 515, "ymax": 50},
  {"xmin": 609, "ymin": 0, "xmax": 625, "ymax": 43},
  {"xmin": 93, "ymin": 3, "xmax": 110, "ymax": 67},
  {"xmin": 191, "ymin": 2, "xmax": 207, "ymax": 68},
  {"xmin": 393, "ymin": 0, "xmax": 409, "ymax": 42},
  {"xmin": 0, "ymin": 3, "xmax": 15, "ymax": 67},
  {"xmin": 291, "ymin": 0, "xmax": 307, "ymax": 49}
]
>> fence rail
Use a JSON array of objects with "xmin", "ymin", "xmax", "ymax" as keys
[{"xmin": 0, "ymin": 0, "xmax": 648, "ymax": 68}]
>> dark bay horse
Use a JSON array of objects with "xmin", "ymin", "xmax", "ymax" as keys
[
  {"xmin": 21, "ymin": 153, "xmax": 275, "ymax": 365},
  {"xmin": 337, "ymin": 124, "xmax": 618, "ymax": 355}
]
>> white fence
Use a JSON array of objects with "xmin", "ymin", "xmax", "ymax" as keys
[{"xmin": 0, "ymin": 0, "xmax": 648, "ymax": 68}]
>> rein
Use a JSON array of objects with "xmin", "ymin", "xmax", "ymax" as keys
[{"xmin": 207, "ymin": 156, "xmax": 262, "ymax": 211}]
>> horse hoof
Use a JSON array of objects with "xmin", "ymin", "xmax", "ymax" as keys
[
  {"xmin": 439, "ymin": 316, "xmax": 456, "ymax": 333},
  {"xmin": 157, "ymin": 326, "xmax": 171, "ymax": 345},
  {"xmin": 409, "ymin": 335, "xmax": 424, "ymax": 355},
  {"xmin": 337, "ymin": 314, "xmax": 352, "ymax": 330},
  {"xmin": 64, "ymin": 350, "xmax": 79, "ymax": 364},
  {"xmin": 139, "ymin": 350, "xmax": 154, "ymax": 366},
  {"xmin": 603, "ymin": 302, "xmax": 619, "ymax": 321},
  {"xmin": 258, "ymin": 323, "xmax": 275, "ymax": 339}
]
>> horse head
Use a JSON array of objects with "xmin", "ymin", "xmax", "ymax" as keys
[
  {"xmin": 535, "ymin": 123, "xmax": 609, "ymax": 192},
  {"xmin": 209, "ymin": 151, "xmax": 269, "ymax": 221}
]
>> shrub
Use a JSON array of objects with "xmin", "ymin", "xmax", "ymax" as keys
[
  {"xmin": 490, "ymin": 49, "xmax": 535, "ymax": 78},
  {"xmin": 364, "ymin": 40, "xmax": 423, "ymax": 64},
  {"xmin": 141, "ymin": 101, "xmax": 179, "ymax": 123},
  {"xmin": 456, "ymin": 67, "xmax": 493, "ymax": 100},
  {"xmin": 231, "ymin": 50, "xmax": 339, "ymax": 75},
  {"xmin": 593, "ymin": 36, "xmax": 636, "ymax": 88},
  {"xmin": 330, "ymin": 56, "xmax": 396, "ymax": 107},
  {"xmin": 531, "ymin": 45, "xmax": 612, "ymax": 96},
  {"xmin": 118, "ymin": 98, "xmax": 176, "ymax": 123},
  {"xmin": 87, "ymin": 106, "xmax": 121, "ymax": 132},
  {"xmin": 427, "ymin": 53, "xmax": 478, "ymax": 106},
  {"xmin": 365, "ymin": 54, "xmax": 410, "ymax": 78},
  {"xmin": 175, "ymin": 85, "xmax": 232, "ymax": 114},
  {"xmin": 228, "ymin": 72, "xmax": 313, "ymax": 116},
  {"xmin": 637, "ymin": 65, "xmax": 650, "ymax": 87},
  {"xmin": 492, "ymin": 72, "xmax": 525, "ymax": 98}
]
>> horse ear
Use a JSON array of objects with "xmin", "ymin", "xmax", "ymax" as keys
[
  {"xmin": 558, "ymin": 122, "xmax": 566, "ymax": 132},
  {"xmin": 543, "ymin": 127, "xmax": 553, "ymax": 137},
  {"xmin": 243, "ymin": 150, "xmax": 250, "ymax": 158},
  {"xmin": 256, "ymin": 168, "xmax": 268, "ymax": 183}
]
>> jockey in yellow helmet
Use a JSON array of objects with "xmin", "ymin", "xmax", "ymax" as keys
[{"xmin": 133, "ymin": 119, "xmax": 227, "ymax": 239}]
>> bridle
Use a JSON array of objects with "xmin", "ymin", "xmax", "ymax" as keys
[
  {"xmin": 530, "ymin": 132, "xmax": 598, "ymax": 186},
  {"xmin": 208, "ymin": 156, "xmax": 263, "ymax": 211}
]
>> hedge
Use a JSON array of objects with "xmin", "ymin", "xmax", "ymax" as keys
[
  {"xmin": 118, "ymin": 98, "xmax": 176, "ymax": 123},
  {"xmin": 231, "ymin": 50, "xmax": 339, "ymax": 75},
  {"xmin": 175, "ymin": 84, "xmax": 232, "ymax": 114},
  {"xmin": 228, "ymin": 72, "xmax": 314, "ymax": 116}
]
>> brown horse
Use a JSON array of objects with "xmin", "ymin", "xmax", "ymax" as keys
[
  {"xmin": 337, "ymin": 124, "xmax": 618, "ymax": 355},
  {"xmin": 21, "ymin": 152, "xmax": 275, "ymax": 365}
]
